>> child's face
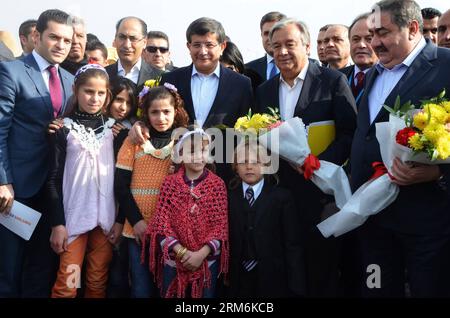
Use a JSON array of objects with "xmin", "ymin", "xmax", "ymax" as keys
[
  {"xmin": 110, "ymin": 89, "xmax": 131, "ymax": 120},
  {"xmin": 236, "ymin": 150, "xmax": 264, "ymax": 185},
  {"xmin": 76, "ymin": 76, "xmax": 108, "ymax": 114},
  {"xmin": 181, "ymin": 138, "xmax": 208, "ymax": 174},
  {"xmin": 148, "ymin": 97, "xmax": 175, "ymax": 132}
]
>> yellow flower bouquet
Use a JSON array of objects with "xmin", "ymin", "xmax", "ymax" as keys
[
  {"xmin": 234, "ymin": 107, "xmax": 281, "ymax": 136},
  {"xmin": 387, "ymin": 90, "xmax": 450, "ymax": 161}
]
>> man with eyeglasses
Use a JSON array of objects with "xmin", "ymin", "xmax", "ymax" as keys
[
  {"xmin": 106, "ymin": 17, "xmax": 162, "ymax": 94},
  {"xmin": 142, "ymin": 31, "xmax": 175, "ymax": 72}
]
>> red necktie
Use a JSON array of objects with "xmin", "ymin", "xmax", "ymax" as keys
[
  {"xmin": 48, "ymin": 65, "xmax": 62, "ymax": 117},
  {"xmin": 352, "ymin": 71, "xmax": 365, "ymax": 98}
]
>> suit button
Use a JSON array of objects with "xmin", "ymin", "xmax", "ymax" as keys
[
  {"xmin": 249, "ymin": 226, "xmax": 254, "ymax": 230},
  {"xmin": 365, "ymin": 136, "xmax": 371, "ymax": 141}
]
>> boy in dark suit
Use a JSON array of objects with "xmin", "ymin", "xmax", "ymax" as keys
[{"xmin": 227, "ymin": 141, "xmax": 305, "ymax": 297}]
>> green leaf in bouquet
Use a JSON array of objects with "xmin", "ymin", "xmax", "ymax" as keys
[
  {"xmin": 267, "ymin": 107, "xmax": 281, "ymax": 120},
  {"xmin": 382, "ymin": 105, "xmax": 397, "ymax": 114},
  {"xmin": 399, "ymin": 100, "xmax": 414, "ymax": 113},
  {"xmin": 213, "ymin": 124, "xmax": 229, "ymax": 130},
  {"xmin": 394, "ymin": 95, "xmax": 401, "ymax": 111},
  {"xmin": 383, "ymin": 95, "xmax": 415, "ymax": 117},
  {"xmin": 420, "ymin": 89, "xmax": 448, "ymax": 105}
]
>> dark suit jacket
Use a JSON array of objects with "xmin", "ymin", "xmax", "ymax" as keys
[
  {"xmin": 106, "ymin": 59, "xmax": 162, "ymax": 94},
  {"xmin": 245, "ymin": 55, "xmax": 267, "ymax": 82},
  {"xmin": 339, "ymin": 65, "xmax": 354, "ymax": 80},
  {"xmin": 160, "ymin": 63, "xmax": 253, "ymax": 128},
  {"xmin": 350, "ymin": 40, "xmax": 450, "ymax": 235},
  {"xmin": 0, "ymin": 54, "xmax": 73, "ymax": 198},
  {"xmin": 228, "ymin": 180, "xmax": 306, "ymax": 297},
  {"xmin": 255, "ymin": 62, "xmax": 357, "ymax": 227}
]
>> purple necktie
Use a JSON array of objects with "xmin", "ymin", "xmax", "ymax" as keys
[{"xmin": 48, "ymin": 65, "xmax": 62, "ymax": 117}]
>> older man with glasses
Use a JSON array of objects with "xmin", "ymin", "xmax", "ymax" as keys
[
  {"xmin": 142, "ymin": 30, "xmax": 175, "ymax": 72},
  {"xmin": 106, "ymin": 17, "xmax": 162, "ymax": 94}
]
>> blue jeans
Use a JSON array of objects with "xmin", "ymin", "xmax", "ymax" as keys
[
  {"xmin": 162, "ymin": 260, "xmax": 219, "ymax": 298},
  {"xmin": 127, "ymin": 238, "xmax": 157, "ymax": 298}
]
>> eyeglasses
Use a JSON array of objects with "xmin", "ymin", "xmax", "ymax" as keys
[
  {"xmin": 190, "ymin": 42, "xmax": 220, "ymax": 50},
  {"xmin": 116, "ymin": 33, "xmax": 144, "ymax": 44},
  {"xmin": 146, "ymin": 46, "xmax": 169, "ymax": 53}
]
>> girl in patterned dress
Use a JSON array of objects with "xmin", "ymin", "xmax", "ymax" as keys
[
  {"xmin": 114, "ymin": 84, "xmax": 188, "ymax": 297},
  {"xmin": 48, "ymin": 64, "xmax": 116, "ymax": 298}
]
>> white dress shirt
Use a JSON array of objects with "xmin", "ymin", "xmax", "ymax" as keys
[
  {"xmin": 191, "ymin": 63, "xmax": 220, "ymax": 127},
  {"xmin": 32, "ymin": 50, "xmax": 59, "ymax": 91},
  {"xmin": 279, "ymin": 60, "xmax": 309, "ymax": 121},
  {"xmin": 242, "ymin": 178, "xmax": 264, "ymax": 201},
  {"xmin": 368, "ymin": 37, "xmax": 426, "ymax": 123},
  {"xmin": 118, "ymin": 58, "xmax": 142, "ymax": 84}
]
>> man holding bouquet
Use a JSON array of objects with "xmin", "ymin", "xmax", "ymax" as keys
[
  {"xmin": 255, "ymin": 18, "xmax": 357, "ymax": 296},
  {"xmin": 351, "ymin": 0, "xmax": 450, "ymax": 297}
]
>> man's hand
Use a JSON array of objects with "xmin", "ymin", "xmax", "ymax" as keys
[
  {"xmin": 0, "ymin": 184, "xmax": 14, "ymax": 214},
  {"xmin": 128, "ymin": 121, "xmax": 149, "ymax": 145},
  {"xmin": 391, "ymin": 157, "xmax": 441, "ymax": 186},
  {"xmin": 133, "ymin": 220, "xmax": 148, "ymax": 245},
  {"xmin": 108, "ymin": 222, "xmax": 124, "ymax": 245},
  {"xmin": 50, "ymin": 225, "xmax": 68, "ymax": 254},
  {"xmin": 47, "ymin": 118, "xmax": 64, "ymax": 134},
  {"xmin": 112, "ymin": 122, "xmax": 126, "ymax": 138}
]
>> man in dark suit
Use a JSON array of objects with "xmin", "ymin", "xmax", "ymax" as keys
[
  {"xmin": 160, "ymin": 17, "xmax": 253, "ymax": 183},
  {"xmin": 340, "ymin": 14, "xmax": 378, "ymax": 107},
  {"xmin": 245, "ymin": 12, "xmax": 286, "ymax": 87},
  {"xmin": 17, "ymin": 19, "xmax": 37, "ymax": 59},
  {"xmin": 256, "ymin": 18, "xmax": 357, "ymax": 297},
  {"xmin": 60, "ymin": 16, "xmax": 87, "ymax": 75},
  {"xmin": 106, "ymin": 17, "xmax": 162, "ymax": 94},
  {"xmin": 351, "ymin": 0, "xmax": 450, "ymax": 297},
  {"xmin": 0, "ymin": 9, "xmax": 74, "ymax": 297},
  {"xmin": 142, "ymin": 31, "xmax": 176, "ymax": 72}
]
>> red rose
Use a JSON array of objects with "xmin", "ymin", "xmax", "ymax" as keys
[{"xmin": 396, "ymin": 127, "xmax": 416, "ymax": 146}]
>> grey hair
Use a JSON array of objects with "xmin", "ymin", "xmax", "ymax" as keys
[
  {"xmin": 373, "ymin": 0, "xmax": 423, "ymax": 33},
  {"xmin": 269, "ymin": 18, "xmax": 311, "ymax": 45},
  {"xmin": 70, "ymin": 16, "xmax": 85, "ymax": 27}
]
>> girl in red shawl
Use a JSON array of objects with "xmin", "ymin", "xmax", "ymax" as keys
[{"xmin": 145, "ymin": 127, "xmax": 229, "ymax": 298}]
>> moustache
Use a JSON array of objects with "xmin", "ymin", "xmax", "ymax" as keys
[{"xmin": 374, "ymin": 46, "xmax": 388, "ymax": 54}]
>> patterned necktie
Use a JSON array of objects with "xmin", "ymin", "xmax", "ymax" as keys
[
  {"xmin": 245, "ymin": 187, "xmax": 255, "ymax": 206},
  {"xmin": 352, "ymin": 71, "xmax": 365, "ymax": 98},
  {"xmin": 242, "ymin": 186, "xmax": 257, "ymax": 271},
  {"xmin": 268, "ymin": 60, "xmax": 278, "ymax": 79},
  {"xmin": 47, "ymin": 65, "xmax": 62, "ymax": 117}
]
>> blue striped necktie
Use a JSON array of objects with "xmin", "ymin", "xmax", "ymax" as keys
[{"xmin": 245, "ymin": 187, "xmax": 255, "ymax": 206}]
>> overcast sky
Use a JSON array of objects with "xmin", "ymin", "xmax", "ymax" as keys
[{"xmin": 1, "ymin": 0, "xmax": 447, "ymax": 65}]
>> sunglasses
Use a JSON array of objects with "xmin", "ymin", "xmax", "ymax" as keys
[{"xmin": 146, "ymin": 46, "xmax": 169, "ymax": 53}]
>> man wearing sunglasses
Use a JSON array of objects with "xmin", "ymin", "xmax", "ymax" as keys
[{"xmin": 142, "ymin": 31, "xmax": 175, "ymax": 72}]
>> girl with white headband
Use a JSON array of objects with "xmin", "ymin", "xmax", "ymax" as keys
[{"xmin": 145, "ymin": 126, "xmax": 229, "ymax": 298}]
